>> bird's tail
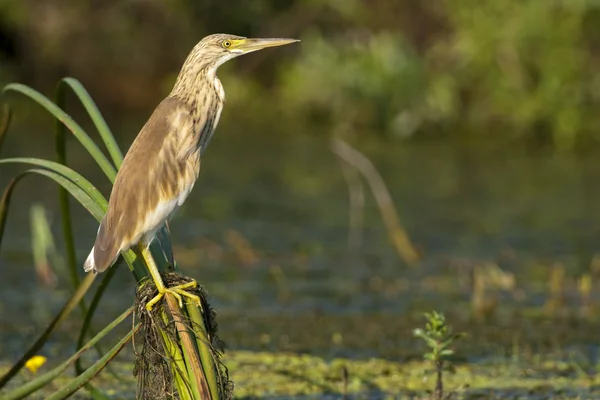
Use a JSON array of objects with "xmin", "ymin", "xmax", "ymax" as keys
[
  {"xmin": 83, "ymin": 217, "xmax": 120, "ymax": 274},
  {"xmin": 83, "ymin": 247, "xmax": 98, "ymax": 274}
]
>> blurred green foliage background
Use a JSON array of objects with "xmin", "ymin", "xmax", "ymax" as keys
[{"xmin": 2, "ymin": 0, "xmax": 600, "ymax": 150}]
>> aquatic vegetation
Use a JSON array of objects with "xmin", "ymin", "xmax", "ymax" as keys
[
  {"xmin": 414, "ymin": 311, "xmax": 466, "ymax": 399},
  {"xmin": 3, "ymin": 349, "xmax": 600, "ymax": 399}
]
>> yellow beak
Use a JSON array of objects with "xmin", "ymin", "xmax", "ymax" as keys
[{"xmin": 237, "ymin": 38, "xmax": 300, "ymax": 52}]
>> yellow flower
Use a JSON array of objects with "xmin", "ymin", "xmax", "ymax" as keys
[{"xmin": 25, "ymin": 355, "xmax": 47, "ymax": 374}]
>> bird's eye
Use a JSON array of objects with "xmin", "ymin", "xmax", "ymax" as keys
[{"xmin": 222, "ymin": 40, "xmax": 231, "ymax": 48}]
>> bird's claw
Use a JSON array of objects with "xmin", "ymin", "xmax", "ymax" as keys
[{"xmin": 146, "ymin": 280, "xmax": 200, "ymax": 311}]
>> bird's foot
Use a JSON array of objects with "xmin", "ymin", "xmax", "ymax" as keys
[{"xmin": 146, "ymin": 280, "xmax": 201, "ymax": 311}]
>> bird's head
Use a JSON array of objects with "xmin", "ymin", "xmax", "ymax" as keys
[{"xmin": 190, "ymin": 33, "xmax": 299, "ymax": 71}]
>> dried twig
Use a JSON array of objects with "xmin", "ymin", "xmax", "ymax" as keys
[{"xmin": 331, "ymin": 138, "xmax": 419, "ymax": 265}]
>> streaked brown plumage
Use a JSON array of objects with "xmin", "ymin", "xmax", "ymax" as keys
[{"xmin": 83, "ymin": 33, "xmax": 299, "ymax": 309}]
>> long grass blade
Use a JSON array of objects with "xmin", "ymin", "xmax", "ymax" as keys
[
  {"xmin": 0, "ymin": 158, "xmax": 146, "ymax": 274},
  {"xmin": 0, "ymin": 103, "xmax": 11, "ymax": 153},
  {"xmin": 0, "ymin": 158, "xmax": 107, "ymax": 210},
  {"xmin": 1, "ymin": 83, "xmax": 117, "ymax": 181},
  {"xmin": 2, "ymin": 80, "xmax": 138, "ymax": 275},
  {"xmin": 75, "ymin": 265, "xmax": 119, "ymax": 376},
  {"xmin": 0, "ymin": 174, "xmax": 22, "ymax": 248},
  {"xmin": 30, "ymin": 204, "xmax": 62, "ymax": 286},
  {"xmin": 2, "ymin": 307, "xmax": 133, "ymax": 400},
  {"xmin": 45, "ymin": 324, "xmax": 140, "ymax": 400},
  {"xmin": 54, "ymin": 81, "xmax": 85, "ymax": 310},
  {"xmin": 0, "ymin": 169, "xmax": 100, "ymax": 261},
  {"xmin": 157, "ymin": 322, "xmax": 194, "ymax": 400},
  {"xmin": 166, "ymin": 295, "xmax": 210, "ymax": 399},
  {"xmin": 187, "ymin": 302, "xmax": 219, "ymax": 399},
  {"xmin": 0, "ymin": 273, "xmax": 96, "ymax": 388},
  {"xmin": 32, "ymin": 169, "xmax": 105, "ymax": 219},
  {"xmin": 56, "ymin": 78, "xmax": 124, "ymax": 168},
  {"xmin": 0, "ymin": 164, "xmax": 146, "ymax": 278}
]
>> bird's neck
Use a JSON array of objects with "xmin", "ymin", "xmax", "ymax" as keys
[
  {"xmin": 169, "ymin": 65, "xmax": 225, "ymax": 105},
  {"xmin": 207, "ymin": 67, "xmax": 226, "ymax": 103},
  {"xmin": 169, "ymin": 65, "xmax": 226, "ymax": 153}
]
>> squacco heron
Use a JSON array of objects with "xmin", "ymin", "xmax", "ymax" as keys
[{"xmin": 84, "ymin": 34, "xmax": 299, "ymax": 310}]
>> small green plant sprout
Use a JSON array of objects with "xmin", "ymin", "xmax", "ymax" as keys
[{"xmin": 413, "ymin": 311, "xmax": 466, "ymax": 400}]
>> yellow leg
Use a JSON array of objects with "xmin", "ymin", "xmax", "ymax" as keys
[{"xmin": 139, "ymin": 244, "xmax": 201, "ymax": 311}]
